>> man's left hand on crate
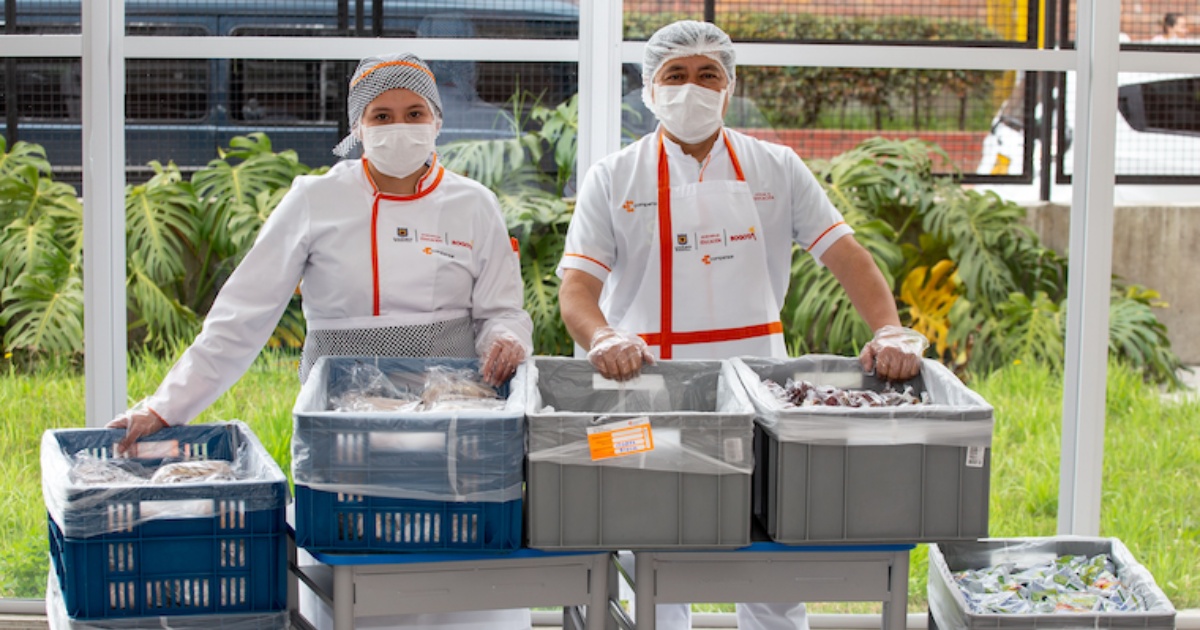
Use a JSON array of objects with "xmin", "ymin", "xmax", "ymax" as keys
[{"xmin": 106, "ymin": 400, "xmax": 170, "ymax": 456}]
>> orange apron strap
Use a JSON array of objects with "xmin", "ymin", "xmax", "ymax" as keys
[
  {"xmin": 656, "ymin": 133, "xmax": 675, "ymax": 359},
  {"xmin": 640, "ymin": 321, "xmax": 782, "ymax": 347},
  {"xmin": 654, "ymin": 130, "xmax": 746, "ymax": 358}
]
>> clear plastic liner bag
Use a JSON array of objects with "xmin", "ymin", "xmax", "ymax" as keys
[
  {"xmin": 327, "ymin": 362, "xmax": 504, "ymax": 413},
  {"xmin": 519, "ymin": 358, "xmax": 755, "ymax": 475},
  {"xmin": 293, "ymin": 357, "xmax": 525, "ymax": 503},
  {"xmin": 67, "ymin": 453, "xmax": 151, "ymax": 486},
  {"xmin": 330, "ymin": 361, "xmax": 421, "ymax": 412},
  {"xmin": 43, "ymin": 421, "xmax": 288, "ymax": 538},
  {"xmin": 420, "ymin": 365, "xmax": 505, "ymax": 411},
  {"xmin": 733, "ymin": 355, "xmax": 994, "ymax": 447}
]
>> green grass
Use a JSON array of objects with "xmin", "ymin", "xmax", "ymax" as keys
[{"xmin": 2, "ymin": 355, "xmax": 1197, "ymax": 612}]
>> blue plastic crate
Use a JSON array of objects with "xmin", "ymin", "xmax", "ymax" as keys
[
  {"xmin": 42, "ymin": 423, "xmax": 288, "ymax": 621},
  {"xmin": 291, "ymin": 356, "xmax": 526, "ymax": 554},
  {"xmin": 293, "ymin": 485, "xmax": 522, "ymax": 553},
  {"xmin": 45, "ymin": 568, "xmax": 290, "ymax": 630}
]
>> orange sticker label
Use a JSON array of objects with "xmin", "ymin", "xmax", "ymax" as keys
[{"xmin": 586, "ymin": 417, "xmax": 654, "ymax": 461}]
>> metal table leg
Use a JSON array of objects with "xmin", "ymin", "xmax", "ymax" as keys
[
  {"xmin": 883, "ymin": 549, "xmax": 910, "ymax": 630},
  {"xmin": 333, "ymin": 564, "xmax": 354, "ymax": 630}
]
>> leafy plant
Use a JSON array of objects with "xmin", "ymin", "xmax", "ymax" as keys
[
  {"xmin": 802, "ymin": 137, "xmax": 1183, "ymax": 386},
  {"xmin": 440, "ymin": 93, "xmax": 579, "ymax": 356},
  {"xmin": 0, "ymin": 137, "xmax": 85, "ymax": 363},
  {"xmin": 0, "ymin": 133, "xmax": 315, "ymax": 362}
]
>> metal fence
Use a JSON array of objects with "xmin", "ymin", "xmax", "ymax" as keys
[{"xmin": 2, "ymin": 0, "xmax": 1198, "ymax": 192}]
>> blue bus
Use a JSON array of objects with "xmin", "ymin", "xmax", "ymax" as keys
[{"xmin": 0, "ymin": 0, "xmax": 581, "ymax": 184}]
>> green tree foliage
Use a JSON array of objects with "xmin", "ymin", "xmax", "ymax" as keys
[
  {"xmin": 802, "ymin": 137, "xmax": 1184, "ymax": 386},
  {"xmin": 0, "ymin": 137, "xmax": 85, "ymax": 362},
  {"xmin": 0, "ymin": 133, "xmax": 316, "ymax": 363},
  {"xmin": 0, "ymin": 124, "xmax": 1183, "ymax": 385}
]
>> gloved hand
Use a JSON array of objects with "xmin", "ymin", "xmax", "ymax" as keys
[
  {"xmin": 106, "ymin": 399, "xmax": 169, "ymax": 457},
  {"xmin": 479, "ymin": 331, "xmax": 526, "ymax": 386},
  {"xmin": 859, "ymin": 325, "xmax": 929, "ymax": 381},
  {"xmin": 587, "ymin": 327, "xmax": 656, "ymax": 381}
]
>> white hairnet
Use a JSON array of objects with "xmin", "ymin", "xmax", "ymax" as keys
[
  {"xmin": 333, "ymin": 53, "xmax": 444, "ymax": 157},
  {"xmin": 641, "ymin": 20, "xmax": 736, "ymax": 111}
]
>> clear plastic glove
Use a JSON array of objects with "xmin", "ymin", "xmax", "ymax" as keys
[
  {"xmin": 105, "ymin": 399, "xmax": 169, "ymax": 457},
  {"xmin": 587, "ymin": 326, "xmax": 656, "ymax": 381},
  {"xmin": 479, "ymin": 331, "xmax": 526, "ymax": 386},
  {"xmin": 859, "ymin": 325, "xmax": 929, "ymax": 381}
]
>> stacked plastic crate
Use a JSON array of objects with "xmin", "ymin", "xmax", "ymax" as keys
[
  {"xmin": 41, "ymin": 421, "xmax": 289, "ymax": 629},
  {"xmin": 731, "ymin": 355, "xmax": 994, "ymax": 544},
  {"xmin": 291, "ymin": 356, "xmax": 526, "ymax": 553},
  {"xmin": 521, "ymin": 357, "xmax": 756, "ymax": 550}
]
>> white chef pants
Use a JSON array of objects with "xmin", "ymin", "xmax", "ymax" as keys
[
  {"xmin": 736, "ymin": 602, "xmax": 811, "ymax": 630},
  {"xmin": 630, "ymin": 602, "xmax": 809, "ymax": 630}
]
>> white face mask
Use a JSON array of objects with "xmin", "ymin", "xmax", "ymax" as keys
[
  {"xmin": 360, "ymin": 122, "xmax": 437, "ymax": 178},
  {"xmin": 650, "ymin": 83, "xmax": 727, "ymax": 144}
]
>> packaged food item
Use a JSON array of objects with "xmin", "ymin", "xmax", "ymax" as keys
[
  {"xmin": 149, "ymin": 460, "xmax": 238, "ymax": 484},
  {"xmin": 952, "ymin": 553, "xmax": 1148, "ymax": 614},
  {"xmin": 764, "ymin": 378, "xmax": 927, "ymax": 408}
]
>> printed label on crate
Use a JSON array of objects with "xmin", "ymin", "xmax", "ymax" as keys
[
  {"xmin": 724, "ymin": 437, "xmax": 744, "ymax": 463},
  {"xmin": 586, "ymin": 417, "xmax": 654, "ymax": 460},
  {"xmin": 965, "ymin": 446, "xmax": 986, "ymax": 468}
]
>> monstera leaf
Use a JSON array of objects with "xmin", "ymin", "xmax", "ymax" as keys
[{"xmin": 899, "ymin": 259, "xmax": 959, "ymax": 356}]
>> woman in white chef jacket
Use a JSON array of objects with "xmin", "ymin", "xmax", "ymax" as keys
[{"xmin": 109, "ymin": 53, "xmax": 534, "ymax": 630}]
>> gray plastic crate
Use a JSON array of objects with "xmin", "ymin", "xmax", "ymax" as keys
[
  {"xmin": 733, "ymin": 355, "xmax": 994, "ymax": 544},
  {"xmin": 520, "ymin": 357, "xmax": 755, "ymax": 550},
  {"xmin": 928, "ymin": 537, "xmax": 1176, "ymax": 630}
]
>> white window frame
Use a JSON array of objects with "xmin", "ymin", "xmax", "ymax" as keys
[{"xmin": 3, "ymin": 8, "xmax": 1200, "ymax": 613}]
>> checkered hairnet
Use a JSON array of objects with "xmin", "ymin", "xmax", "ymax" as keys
[
  {"xmin": 641, "ymin": 21, "xmax": 737, "ymax": 111},
  {"xmin": 333, "ymin": 53, "xmax": 444, "ymax": 157}
]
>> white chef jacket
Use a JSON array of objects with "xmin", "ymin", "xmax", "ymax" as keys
[
  {"xmin": 146, "ymin": 157, "xmax": 533, "ymax": 425},
  {"xmin": 557, "ymin": 126, "xmax": 853, "ymax": 343}
]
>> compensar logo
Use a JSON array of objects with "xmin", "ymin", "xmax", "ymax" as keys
[
  {"xmin": 728, "ymin": 226, "xmax": 757, "ymax": 242},
  {"xmin": 621, "ymin": 199, "xmax": 656, "ymax": 213},
  {"xmin": 422, "ymin": 247, "xmax": 433, "ymax": 255}
]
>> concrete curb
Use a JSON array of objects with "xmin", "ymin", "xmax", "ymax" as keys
[{"xmin": 532, "ymin": 609, "xmax": 1200, "ymax": 629}]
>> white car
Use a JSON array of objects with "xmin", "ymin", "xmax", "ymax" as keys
[{"xmin": 976, "ymin": 71, "xmax": 1200, "ymax": 204}]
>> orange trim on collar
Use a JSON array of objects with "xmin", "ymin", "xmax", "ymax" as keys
[{"xmin": 362, "ymin": 157, "xmax": 444, "ymax": 202}]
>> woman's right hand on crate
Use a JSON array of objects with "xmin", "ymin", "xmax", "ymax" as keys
[{"xmin": 106, "ymin": 401, "xmax": 169, "ymax": 456}]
